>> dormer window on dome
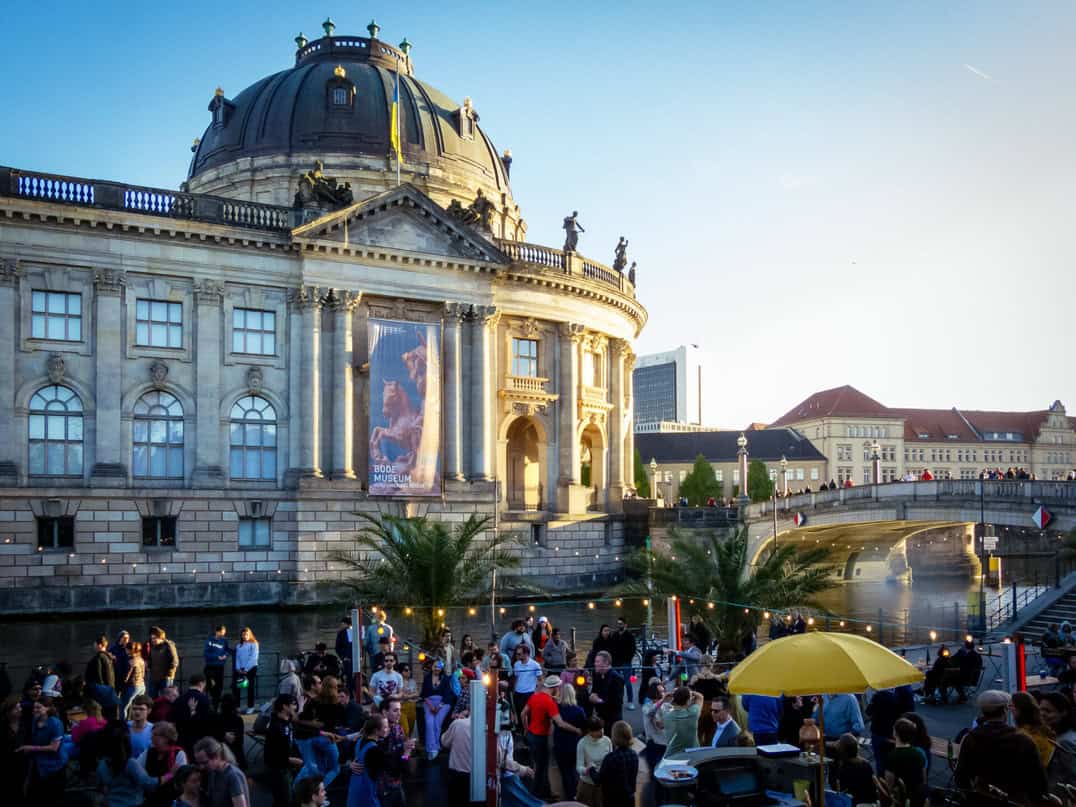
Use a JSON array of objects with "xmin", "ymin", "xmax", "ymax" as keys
[
  {"xmin": 457, "ymin": 97, "xmax": 478, "ymax": 140},
  {"xmin": 327, "ymin": 66, "xmax": 355, "ymax": 111},
  {"xmin": 208, "ymin": 88, "xmax": 235, "ymax": 128}
]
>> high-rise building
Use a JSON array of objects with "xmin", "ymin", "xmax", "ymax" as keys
[{"xmin": 632, "ymin": 345, "xmax": 705, "ymax": 429}]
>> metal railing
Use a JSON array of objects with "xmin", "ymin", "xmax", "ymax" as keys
[
  {"xmin": 650, "ymin": 506, "xmax": 740, "ymax": 529},
  {"xmin": 1, "ymin": 166, "xmax": 295, "ymax": 233}
]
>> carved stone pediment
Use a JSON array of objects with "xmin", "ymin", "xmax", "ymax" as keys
[{"xmin": 291, "ymin": 184, "xmax": 508, "ymax": 264}]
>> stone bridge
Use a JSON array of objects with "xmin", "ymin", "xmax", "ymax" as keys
[{"xmin": 741, "ymin": 480, "xmax": 1076, "ymax": 581}]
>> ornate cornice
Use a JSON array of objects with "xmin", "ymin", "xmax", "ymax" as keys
[{"xmin": 193, "ymin": 278, "xmax": 225, "ymax": 305}]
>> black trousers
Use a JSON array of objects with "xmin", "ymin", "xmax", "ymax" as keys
[
  {"xmin": 266, "ymin": 767, "xmax": 292, "ymax": 807},
  {"xmin": 205, "ymin": 665, "xmax": 225, "ymax": 707}
]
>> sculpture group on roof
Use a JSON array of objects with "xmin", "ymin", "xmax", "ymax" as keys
[
  {"xmin": 293, "ymin": 160, "xmax": 354, "ymax": 211},
  {"xmin": 445, "ymin": 188, "xmax": 496, "ymax": 232}
]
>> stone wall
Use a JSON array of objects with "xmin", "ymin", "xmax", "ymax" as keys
[{"xmin": 0, "ymin": 486, "xmax": 629, "ymax": 614}]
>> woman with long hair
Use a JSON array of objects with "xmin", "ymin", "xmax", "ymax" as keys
[
  {"xmin": 641, "ymin": 679, "xmax": 669, "ymax": 775},
  {"xmin": 597, "ymin": 721, "xmax": 639, "ymax": 807},
  {"xmin": 1037, "ymin": 691, "xmax": 1076, "ymax": 797},
  {"xmin": 420, "ymin": 660, "xmax": 456, "ymax": 760},
  {"xmin": 554, "ymin": 682, "xmax": 587, "ymax": 800},
  {"xmin": 1012, "ymin": 691, "xmax": 1055, "ymax": 768},
  {"xmin": 122, "ymin": 642, "xmax": 147, "ymax": 719},
  {"xmin": 233, "ymin": 626, "xmax": 260, "ymax": 713},
  {"xmin": 347, "ymin": 715, "xmax": 388, "ymax": 807},
  {"xmin": 96, "ymin": 719, "xmax": 163, "ymax": 806}
]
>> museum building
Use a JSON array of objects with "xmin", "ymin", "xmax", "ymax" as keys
[{"xmin": 0, "ymin": 26, "xmax": 646, "ymax": 613}]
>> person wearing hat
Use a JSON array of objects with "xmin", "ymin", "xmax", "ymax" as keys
[
  {"xmin": 954, "ymin": 690, "xmax": 1047, "ymax": 805},
  {"xmin": 521, "ymin": 674, "xmax": 582, "ymax": 799}
]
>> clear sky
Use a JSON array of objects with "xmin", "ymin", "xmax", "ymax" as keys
[{"xmin": 2, "ymin": 2, "xmax": 1073, "ymax": 427}]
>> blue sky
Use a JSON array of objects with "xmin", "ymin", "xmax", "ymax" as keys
[{"xmin": 2, "ymin": 2, "xmax": 1074, "ymax": 426}]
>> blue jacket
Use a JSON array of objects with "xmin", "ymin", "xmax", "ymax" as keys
[
  {"xmin": 96, "ymin": 758, "xmax": 157, "ymax": 807},
  {"xmin": 742, "ymin": 695, "xmax": 782, "ymax": 735},
  {"xmin": 203, "ymin": 636, "xmax": 229, "ymax": 668},
  {"xmin": 818, "ymin": 693, "xmax": 865, "ymax": 738}
]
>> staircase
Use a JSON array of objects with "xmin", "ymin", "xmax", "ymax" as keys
[{"xmin": 1019, "ymin": 587, "xmax": 1076, "ymax": 639}]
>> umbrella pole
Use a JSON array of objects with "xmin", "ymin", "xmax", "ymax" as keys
[{"xmin": 816, "ymin": 698, "xmax": 826, "ymax": 807}]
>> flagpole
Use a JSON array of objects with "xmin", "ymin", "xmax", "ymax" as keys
[{"xmin": 395, "ymin": 57, "xmax": 401, "ymax": 187}]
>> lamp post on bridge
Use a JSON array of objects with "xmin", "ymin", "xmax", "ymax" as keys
[
  {"xmin": 737, "ymin": 433, "xmax": 750, "ymax": 508},
  {"xmin": 649, "ymin": 457, "xmax": 658, "ymax": 503},
  {"xmin": 871, "ymin": 440, "xmax": 881, "ymax": 486},
  {"xmin": 780, "ymin": 454, "xmax": 789, "ymax": 497}
]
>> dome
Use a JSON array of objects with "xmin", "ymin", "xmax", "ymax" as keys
[{"xmin": 186, "ymin": 33, "xmax": 524, "ymax": 238}]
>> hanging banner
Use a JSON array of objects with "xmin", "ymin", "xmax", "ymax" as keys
[{"xmin": 367, "ymin": 318, "xmax": 442, "ymax": 496}]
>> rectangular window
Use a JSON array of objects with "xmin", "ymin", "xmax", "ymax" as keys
[
  {"xmin": 679, "ymin": 470, "xmax": 687, "ymax": 483},
  {"xmin": 810, "ymin": 468, "xmax": 819, "ymax": 481},
  {"xmin": 238, "ymin": 517, "xmax": 271, "ymax": 547},
  {"xmin": 332, "ymin": 87, "xmax": 349, "ymax": 106},
  {"xmin": 135, "ymin": 299, "xmax": 183, "ymax": 348},
  {"xmin": 837, "ymin": 444, "xmax": 852, "ymax": 461},
  {"xmin": 837, "ymin": 466, "xmax": 853, "ymax": 484},
  {"xmin": 232, "ymin": 308, "xmax": 276, "ymax": 355},
  {"xmin": 732, "ymin": 469, "xmax": 739, "ymax": 483},
  {"xmin": 582, "ymin": 351, "xmax": 602, "ymax": 387},
  {"xmin": 714, "ymin": 468, "xmax": 723, "ymax": 482},
  {"xmin": 31, "ymin": 291, "xmax": 82, "ymax": 341},
  {"xmin": 36, "ymin": 516, "xmax": 74, "ymax": 549},
  {"xmin": 795, "ymin": 468, "xmax": 805, "ymax": 480},
  {"xmin": 510, "ymin": 338, "xmax": 538, "ymax": 377},
  {"xmin": 141, "ymin": 516, "xmax": 177, "ymax": 548},
  {"xmin": 768, "ymin": 469, "xmax": 777, "ymax": 481},
  {"xmin": 863, "ymin": 468, "xmax": 872, "ymax": 485}
]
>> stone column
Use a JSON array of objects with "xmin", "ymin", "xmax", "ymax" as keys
[
  {"xmin": 607, "ymin": 338, "xmax": 628, "ymax": 507},
  {"xmin": 557, "ymin": 322, "xmax": 585, "ymax": 512},
  {"xmin": 623, "ymin": 348, "xmax": 636, "ymax": 492},
  {"xmin": 468, "ymin": 305, "xmax": 498, "ymax": 481},
  {"xmin": 294, "ymin": 286, "xmax": 324, "ymax": 479},
  {"xmin": 329, "ymin": 290, "xmax": 362, "ymax": 480},
  {"xmin": 443, "ymin": 302, "xmax": 467, "ymax": 481},
  {"xmin": 0, "ymin": 260, "xmax": 20, "ymax": 483},
  {"xmin": 190, "ymin": 280, "xmax": 226, "ymax": 486}
]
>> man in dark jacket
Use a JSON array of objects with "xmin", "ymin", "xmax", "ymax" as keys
[
  {"xmin": 85, "ymin": 634, "xmax": 118, "ymax": 719},
  {"xmin": 588, "ymin": 651, "xmax": 624, "ymax": 734},
  {"xmin": 203, "ymin": 625, "xmax": 229, "ymax": 710},
  {"xmin": 952, "ymin": 640, "xmax": 983, "ymax": 703},
  {"xmin": 585, "ymin": 625, "xmax": 617, "ymax": 670},
  {"xmin": 171, "ymin": 673, "xmax": 214, "ymax": 753},
  {"xmin": 954, "ymin": 690, "xmax": 1047, "ymax": 806},
  {"xmin": 335, "ymin": 616, "xmax": 354, "ymax": 685},
  {"xmin": 610, "ymin": 618, "xmax": 637, "ymax": 710},
  {"xmin": 264, "ymin": 694, "xmax": 303, "ymax": 807}
]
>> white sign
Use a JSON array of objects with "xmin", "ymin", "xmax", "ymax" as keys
[{"xmin": 983, "ymin": 536, "xmax": 998, "ymax": 552}]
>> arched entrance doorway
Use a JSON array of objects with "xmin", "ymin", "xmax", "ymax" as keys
[
  {"xmin": 506, "ymin": 417, "xmax": 543, "ymax": 510},
  {"xmin": 580, "ymin": 423, "xmax": 605, "ymax": 510}
]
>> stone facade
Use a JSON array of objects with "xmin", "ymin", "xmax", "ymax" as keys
[{"xmin": 0, "ymin": 179, "xmax": 645, "ymax": 614}]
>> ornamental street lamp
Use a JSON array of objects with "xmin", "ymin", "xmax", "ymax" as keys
[
  {"xmin": 649, "ymin": 458, "xmax": 658, "ymax": 502},
  {"xmin": 780, "ymin": 454, "xmax": 789, "ymax": 497},
  {"xmin": 737, "ymin": 433, "xmax": 749, "ymax": 507},
  {"xmin": 871, "ymin": 440, "xmax": 882, "ymax": 485}
]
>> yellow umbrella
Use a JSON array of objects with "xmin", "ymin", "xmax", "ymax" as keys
[
  {"xmin": 727, "ymin": 631, "xmax": 923, "ymax": 697},
  {"xmin": 727, "ymin": 632, "xmax": 923, "ymax": 807}
]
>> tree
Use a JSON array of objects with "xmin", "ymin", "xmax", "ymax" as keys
[
  {"xmin": 747, "ymin": 459, "xmax": 774, "ymax": 503},
  {"xmin": 331, "ymin": 512, "xmax": 531, "ymax": 646},
  {"xmin": 679, "ymin": 453, "xmax": 722, "ymax": 505},
  {"xmin": 617, "ymin": 526, "xmax": 836, "ymax": 654},
  {"xmin": 633, "ymin": 448, "xmax": 651, "ymax": 498}
]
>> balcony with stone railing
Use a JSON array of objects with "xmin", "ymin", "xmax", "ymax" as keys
[
  {"xmin": 0, "ymin": 166, "xmax": 295, "ymax": 233},
  {"xmin": 496, "ymin": 238, "xmax": 636, "ymax": 298}
]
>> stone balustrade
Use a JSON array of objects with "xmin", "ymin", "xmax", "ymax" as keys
[{"xmin": 496, "ymin": 237, "xmax": 635, "ymax": 298}]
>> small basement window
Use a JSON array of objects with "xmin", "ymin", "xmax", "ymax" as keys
[
  {"xmin": 142, "ymin": 516, "xmax": 177, "ymax": 548},
  {"xmin": 37, "ymin": 516, "xmax": 74, "ymax": 549}
]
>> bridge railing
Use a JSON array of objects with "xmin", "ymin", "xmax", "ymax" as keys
[
  {"xmin": 649, "ymin": 506, "xmax": 740, "ymax": 529},
  {"xmin": 748, "ymin": 479, "xmax": 1076, "ymax": 519}
]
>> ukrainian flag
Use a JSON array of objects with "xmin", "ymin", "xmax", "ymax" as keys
[{"xmin": 390, "ymin": 69, "xmax": 403, "ymax": 166}]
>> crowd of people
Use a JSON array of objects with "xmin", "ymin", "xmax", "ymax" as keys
[{"xmin": 3, "ymin": 610, "xmax": 1076, "ymax": 806}]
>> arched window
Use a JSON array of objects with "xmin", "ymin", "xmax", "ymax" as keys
[
  {"xmin": 230, "ymin": 396, "xmax": 277, "ymax": 480},
  {"xmin": 132, "ymin": 391, "xmax": 184, "ymax": 479},
  {"xmin": 28, "ymin": 385, "xmax": 84, "ymax": 476}
]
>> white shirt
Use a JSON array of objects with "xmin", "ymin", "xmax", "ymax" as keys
[
  {"xmin": 512, "ymin": 659, "xmax": 542, "ymax": 694},
  {"xmin": 441, "ymin": 716, "xmax": 472, "ymax": 773},
  {"xmin": 369, "ymin": 670, "xmax": 404, "ymax": 704}
]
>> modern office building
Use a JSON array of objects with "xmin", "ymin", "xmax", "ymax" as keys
[{"xmin": 632, "ymin": 345, "xmax": 705, "ymax": 429}]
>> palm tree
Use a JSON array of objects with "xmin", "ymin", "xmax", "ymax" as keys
[
  {"xmin": 330, "ymin": 512, "xmax": 530, "ymax": 647},
  {"xmin": 617, "ymin": 526, "xmax": 836, "ymax": 654}
]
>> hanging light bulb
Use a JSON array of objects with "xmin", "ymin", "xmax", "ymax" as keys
[
  {"xmin": 614, "ymin": 599, "xmax": 622, "ymax": 607},
  {"xmin": 468, "ymin": 607, "xmax": 477, "ymax": 616}
]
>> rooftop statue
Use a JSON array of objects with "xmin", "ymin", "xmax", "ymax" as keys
[
  {"xmin": 613, "ymin": 236, "xmax": 628, "ymax": 272},
  {"xmin": 562, "ymin": 210, "xmax": 584, "ymax": 252},
  {"xmin": 446, "ymin": 189, "xmax": 496, "ymax": 232},
  {"xmin": 293, "ymin": 159, "xmax": 354, "ymax": 210}
]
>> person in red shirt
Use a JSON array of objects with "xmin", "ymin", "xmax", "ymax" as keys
[{"xmin": 521, "ymin": 675, "xmax": 581, "ymax": 798}]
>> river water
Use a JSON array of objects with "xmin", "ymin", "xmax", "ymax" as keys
[{"xmin": 3, "ymin": 556, "xmax": 1067, "ymax": 688}]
